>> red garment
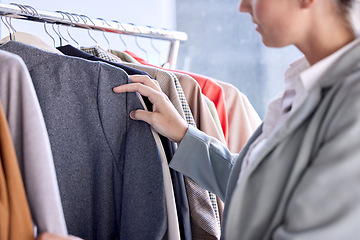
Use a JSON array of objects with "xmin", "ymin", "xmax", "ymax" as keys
[{"xmin": 125, "ymin": 50, "xmax": 229, "ymax": 141}]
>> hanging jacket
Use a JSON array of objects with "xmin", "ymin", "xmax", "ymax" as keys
[
  {"xmin": 0, "ymin": 49, "xmax": 67, "ymax": 236},
  {"xmin": 0, "ymin": 100, "xmax": 34, "ymax": 240},
  {"xmin": 0, "ymin": 41, "xmax": 167, "ymax": 240}
]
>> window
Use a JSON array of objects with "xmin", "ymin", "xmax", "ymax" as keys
[{"xmin": 175, "ymin": 0, "xmax": 302, "ymax": 118}]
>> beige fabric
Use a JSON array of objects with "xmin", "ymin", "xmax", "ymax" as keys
[
  {"xmin": 0, "ymin": 101, "xmax": 34, "ymax": 240},
  {"xmin": 216, "ymin": 81, "xmax": 261, "ymax": 153},
  {"xmin": 0, "ymin": 32, "xmax": 63, "ymax": 55},
  {"xmin": 203, "ymin": 95, "xmax": 226, "ymax": 144},
  {"xmin": 138, "ymin": 95, "xmax": 181, "ymax": 240},
  {"xmin": 109, "ymin": 49, "xmax": 140, "ymax": 64}
]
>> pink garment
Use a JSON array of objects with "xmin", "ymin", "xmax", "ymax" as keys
[{"xmin": 216, "ymin": 81, "xmax": 261, "ymax": 153}]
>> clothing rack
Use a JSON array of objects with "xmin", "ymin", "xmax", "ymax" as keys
[{"xmin": 0, "ymin": 3, "xmax": 188, "ymax": 69}]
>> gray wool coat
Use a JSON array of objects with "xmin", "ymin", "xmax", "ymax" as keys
[
  {"xmin": 0, "ymin": 41, "xmax": 167, "ymax": 240},
  {"xmin": 170, "ymin": 40, "xmax": 360, "ymax": 240}
]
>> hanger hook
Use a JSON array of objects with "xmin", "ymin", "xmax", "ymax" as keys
[
  {"xmin": 1, "ymin": 16, "xmax": 15, "ymax": 40},
  {"xmin": 54, "ymin": 11, "xmax": 69, "ymax": 45},
  {"xmin": 96, "ymin": 18, "xmax": 111, "ymax": 50},
  {"xmin": 147, "ymin": 25, "xmax": 162, "ymax": 66},
  {"xmin": 52, "ymin": 23, "xmax": 63, "ymax": 46},
  {"xmin": 129, "ymin": 23, "xmax": 149, "ymax": 62},
  {"xmin": 9, "ymin": 3, "xmax": 28, "ymax": 14},
  {"xmin": 44, "ymin": 21, "xmax": 56, "ymax": 47},
  {"xmin": 23, "ymin": 5, "xmax": 41, "ymax": 19},
  {"xmin": 8, "ymin": 3, "xmax": 33, "ymax": 40},
  {"xmin": 69, "ymin": 12, "xmax": 81, "ymax": 24},
  {"xmin": 21, "ymin": 5, "xmax": 55, "ymax": 48},
  {"xmin": 111, "ymin": 20, "xmax": 127, "ymax": 50},
  {"xmin": 79, "ymin": 14, "xmax": 98, "ymax": 46},
  {"xmin": 56, "ymin": 11, "xmax": 80, "ymax": 48}
]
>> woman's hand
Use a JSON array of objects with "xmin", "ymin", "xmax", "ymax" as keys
[{"xmin": 113, "ymin": 75, "xmax": 188, "ymax": 144}]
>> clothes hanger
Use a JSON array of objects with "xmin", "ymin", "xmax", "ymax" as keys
[
  {"xmin": 78, "ymin": 14, "xmax": 98, "ymax": 47},
  {"xmin": 51, "ymin": 23, "xmax": 65, "ymax": 46},
  {"xmin": 66, "ymin": 12, "xmax": 87, "ymax": 47},
  {"xmin": 51, "ymin": 11, "xmax": 70, "ymax": 46},
  {"xmin": 147, "ymin": 25, "xmax": 162, "ymax": 66},
  {"xmin": 161, "ymin": 27, "xmax": 175, "ymax": 69},
  {"xmin": 0, "ymin": 3, "xmax": 62, "ymax": 54},
  {"xmin": 1, "ymin": 16, "xmax": 15, "ymax": 41},
  {"xmin": 96, "ymin": 18, "xmax": 111, "ymax": 50},
  {"xmin": 129, "ymin": 23, "xmax": 149, "ymax": 63},
  {"xmin": 64, "ymin": 12, "xmax": 80, "ymax": 48},
  {"xmin": 56, "ymin": 11, "xmax": 80, "ymax": 48},
  {"xmin": 111, "ymin": 20, "xmax": 128, "ymax": 51},
  {"xmin": 44, "ymin": 21, "xmax": 56, "ymax": 47},
  {"xmin": 57, "ymin": 24, "xmax": 70, "ymax": 46}
]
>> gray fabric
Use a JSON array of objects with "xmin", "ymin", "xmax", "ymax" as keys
[
  {"xmin": 0, "ymin": 49, "xmax": 67, "ymax": 235},
  {"xmin": 0, "ymin": 41, "xmax": 167, "ymax": 240},
  {"xmin": 170, "ymin": 40, "xmax": 360, "ymax": 240}
]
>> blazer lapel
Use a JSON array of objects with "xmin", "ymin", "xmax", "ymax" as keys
[
  {"xmin": 224, "ymin": 84, "xmax": 323, "ymax": 213},
  {"xmin": 245, "ymin": 40, "xmax": 360, "ymax": 180},
  {"xmin": 244, "ymin": 88, "xmax": 321, "ymax": 181},
  {"xmin": 224, "ymin": 39, "xmax": 360, "ymax": 240}
]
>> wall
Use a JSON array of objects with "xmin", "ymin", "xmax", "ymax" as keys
[
  {"xmin": 176, "ymin": 0, "xmax": 303, "ymax": 118},
  {"xmin": 0, "ymin": 0, "xmax": 177, "ymax": 65}
]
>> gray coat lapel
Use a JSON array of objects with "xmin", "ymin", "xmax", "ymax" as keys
[
  {"xmin": 223, "ymin": 84, "xmax": 323, "ymax": 240},
  {"xmin": 224, "ymin": 40, "xmax": 360, "ymax": 240},
  {"xmin": 239, "ymin": 39, "xmax": 360, "ymax": 184}
]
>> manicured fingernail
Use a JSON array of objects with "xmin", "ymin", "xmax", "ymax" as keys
[{"xmin": 129, "ymin": 111, "xmax": 135, "ymax": 119}]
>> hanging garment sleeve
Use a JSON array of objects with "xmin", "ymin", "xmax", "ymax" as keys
[
  {"xmin": 0, "ymin": 100, "xmax": 34, "ymax": 240},
  {"xmin": 0, "ymin": 49, "xmax": 67, "ymax": 236}
]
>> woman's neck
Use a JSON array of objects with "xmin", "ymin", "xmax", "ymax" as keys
[
  {"xmin": 299, "ymin": 30, "xmax": 356, "ymax": 66},
  {"xmin": 295, "ymin": 5, "xmax": 356, "ymax": 66}
]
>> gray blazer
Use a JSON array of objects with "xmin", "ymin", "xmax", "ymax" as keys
[
  {"xmin": 0, "ymin": 41, "xmax": 167, "ymax": 240},
  {"xmin": 170, "ymin": 40, "xmax": 360, "ymax": 240}
]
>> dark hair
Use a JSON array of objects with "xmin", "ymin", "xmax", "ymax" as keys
[
  {"xmin": 336, "ymin": 0, "xmax": 360, "ymax": 36},
  {"xmin": 338, "ymin": 0, "xmax": 353, "ymax": 15}
]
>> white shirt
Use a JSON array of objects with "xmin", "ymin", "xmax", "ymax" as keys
[{"xmin": 238, "ymin": 38, "xmax": 360, "ymax": 183}]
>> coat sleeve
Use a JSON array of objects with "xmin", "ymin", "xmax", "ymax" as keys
[
  {"xmin": 273, "ymin": 78, "xmax": 360, "ymax": 240},
  {"xmin": 169, "ymin": 125, "xmax": 238, "ymax": 201}
]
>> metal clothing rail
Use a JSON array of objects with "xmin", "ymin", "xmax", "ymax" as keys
[{"xmin": 0, "ymin": 3, "xmax": 188, "ymax": 69}]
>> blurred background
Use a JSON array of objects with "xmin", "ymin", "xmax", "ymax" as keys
[{"xmin": 0, "ymin": 0, "xmax": 303, "ymax": 118}]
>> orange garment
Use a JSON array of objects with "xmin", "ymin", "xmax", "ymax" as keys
[
  {"xmin": 0, "ymin": 102, "xmax": 34, "ymax": 240},
  {"xmin": 124, "ymin": 50, "xmax": 229, "ymax": 142}
]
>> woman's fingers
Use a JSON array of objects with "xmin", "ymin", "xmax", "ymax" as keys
[
  {"xmin": 113, "ymin": 81, "xmax": 160, "ymax": 104},
  {"xmin": 129, "ymin": 75, "xmax": 162, "ymax": 91},
  {"xmin": 113, "ymin": 74, "xmax": 188, "ymax": 143},
  {"xmin": 129, "ymin": 109, "xmax": 153, "ymax": 122}
]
